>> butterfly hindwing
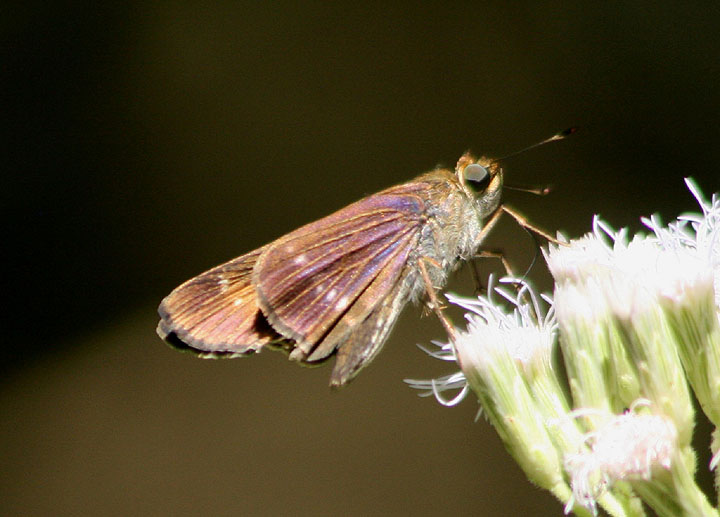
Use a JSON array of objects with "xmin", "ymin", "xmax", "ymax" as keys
[
  {"xmin": 329, "ymin": 266, "xmax": 413, "ymax": 387},
  {"xmin": 158, "ymin": 247, "xmax": 282, "ymax": 355}
]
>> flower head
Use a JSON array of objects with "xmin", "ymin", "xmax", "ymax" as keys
[
  {"xmin": 564, "ymin": 404, "xmax": 677, "ymax": 515},
  {"xmin": 409, "ymin": 179, "xmax": 720, "ymax": 516}
]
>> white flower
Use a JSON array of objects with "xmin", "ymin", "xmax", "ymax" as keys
[
  {"xmin": 409, "ymin": 179, "xmax": 720, "ymax": 516},
  {"xmin": 644, "ymin": 178, "xmax": 720, "ymax": 307},
  {"xmin": 449, "ymin": 277, "xmax": 557, "ymax": 375},
  {"xmin": 405, "ymin": 277, "xmax": 556, "ymax": 405},
  {"xmin": 564, "ymin": 405, "xmax": 677, "ymax": 515}
]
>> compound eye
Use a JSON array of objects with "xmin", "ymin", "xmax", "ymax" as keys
[{"xmin": 463, "ymin": 163, "xmax": 490, "ymax": 192}]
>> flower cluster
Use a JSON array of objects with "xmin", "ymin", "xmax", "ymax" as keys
[{"xmin": 407, "ymin": 179, "xmax": 720, "ymax": 516}]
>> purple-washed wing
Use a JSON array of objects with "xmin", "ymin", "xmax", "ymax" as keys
[
  {"xmin": 253, "ymin": 183, "xmax": 429, "ymax": 358},
  {"xmin": 303, "ymin": 227, "xmax": 416, "ymax": 363},
  {"xmin": 157, "ymin": 247, "xmax": 281, "ymax": 355}
]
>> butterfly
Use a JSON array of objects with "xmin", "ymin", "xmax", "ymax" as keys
[{"xmin": 158, "ymin": 130, "xmax": 571, "ymax": 387}]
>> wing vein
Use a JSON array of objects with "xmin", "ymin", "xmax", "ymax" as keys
[
  {"xmin": 270, "ymin": 214, "xmax": 418, "ymax": 293},
  {"xmin": 291, "ymin": 227, "xmax": 417, "ymax": 345}
]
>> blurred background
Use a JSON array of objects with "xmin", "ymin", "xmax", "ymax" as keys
[{"xmin": 3, "ymin": 2, "xmax": 720, "ymax": 515}]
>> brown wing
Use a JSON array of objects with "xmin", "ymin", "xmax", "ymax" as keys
[
  {"xmin": 253, "ymin": 183, "xmax": 428, "ymax": 361},
  {"xmin": 157, "ymin": 247, "xmax": 282, "ymax": 355},
  {"xmin": 329, "ymin": 266, "xmax": 413, "ymax": 387}
]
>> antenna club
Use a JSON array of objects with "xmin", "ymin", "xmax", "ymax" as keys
[{"xmin": 556, "ymin": 126, "xmax": 579, "ymax": 139}]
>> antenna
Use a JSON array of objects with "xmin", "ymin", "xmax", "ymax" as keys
[{"xmin": 492, "ymin": 126, "xmax": 578, "ymax": 163}]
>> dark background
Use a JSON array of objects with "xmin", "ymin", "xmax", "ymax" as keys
[{"xmin": 3, "ymin": 3, "xmax": 720, "ymax": 515}]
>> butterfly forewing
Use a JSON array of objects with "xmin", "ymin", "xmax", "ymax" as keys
[
  {"xmin": 304, "ymin": 227, "xmax": 418, "ymax": 363},
  {"xmin": 254, "ymin": 184, "xmax": 429, "ymax": 357}
]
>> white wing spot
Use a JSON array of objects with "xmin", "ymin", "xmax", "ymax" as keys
[
  {"xmin": 294, "ymin": 254, "xmax": 308, "ymax": 265},
  {"xmin": 336, "ymin": 296, "xmax": 349, "ymax": 310},
  {"xmin": 326, "ymin": 288, "xmax": 337, "ymax": 301},
  {"xmin": 218, "ymin": 279, "xmax": 229, "ymax": 285},
  {"xmin": 233, "ymin": 298, "xmax": 243, "ymax": 306}
]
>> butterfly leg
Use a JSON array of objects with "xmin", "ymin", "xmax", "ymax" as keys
[
  {"xmin": 469, "ymin": 249, "xmax": 518, "ymax": 295},
  {"xmin": 418, "ymin": 256, "xmax": 456, "ymax": 340},
  {"xmin": 465, "ymin": 205, "xmax": 512, "ymax": 295},
  {"xmin": 501, "ymin": 204, "xmax": 565, "ymax": 245},
  {"xmin": 476, "ymin": 250, "xmax": 517, "ymax": 277},
  {"xmin": 475, "ymin": 204, "xmax": 504, "ymax": 245}
]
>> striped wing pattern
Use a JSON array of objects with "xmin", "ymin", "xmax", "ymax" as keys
[
  {"xmin": 254, "ymin": 185, "xmax": 428, "ymax": 359},
  {"xmin": 157, "ymin": 247, "xmax": 280, "ymax": 354},
  {"xmin": 158, "ymin": 181, "xmax": 430, "ymax": 380}
]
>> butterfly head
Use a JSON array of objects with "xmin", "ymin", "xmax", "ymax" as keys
[{"xmin": 456, "ymin": 152, "xmax": 503, "ymax": 217}]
